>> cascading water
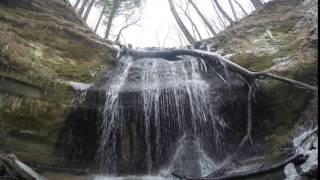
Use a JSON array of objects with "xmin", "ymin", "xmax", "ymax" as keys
[
  {"xmin": 99, "ymin": 56, "xmax": 134, "ymax": 173},
  {"xmin": 96, "ymin": 51, "xmax": 247, "ymax": 178}
]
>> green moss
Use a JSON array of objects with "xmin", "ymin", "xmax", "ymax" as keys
[
  {"xmin": 234, "ymin": 54, "xmax": 275, "ymax": 71},
  {"xmin": 0, "ymin": 95, "xmax": 70, "ymax": 136},
  {"xmin": 255, "ymin": 68, "xmax": 315, "ymax": 154},
  {"xmin": 45, "ymin": 83, "xmax": 75, "ymax": 103},
  {"xmin": 0, "ymin": 12, "xmax": 112, "ymax": 83}
]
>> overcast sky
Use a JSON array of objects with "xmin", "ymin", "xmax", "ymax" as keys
[{"xmin": 69, "ymin": 0, "xmax": 269, "ymax": 47}]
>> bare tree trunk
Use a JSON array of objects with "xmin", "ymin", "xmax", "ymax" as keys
[
  {"xmin": 94, "ymin": 3, "xmax": 107, "ymax": 33},
  {"xmin": 105, "ymin": 0, "xmax": 119, "ymax": 40},
  {"xmin": 188, "ymin": 0, "xmax": 216, "ymax": 36},
  {"xmin": 250, "ymin": 0, "xmax": 263, "ymax": 9},
  {"xmin": 73, "ymin": 0, "xmax": 81, "ymax": 9},
  {"xmin": 115, "ymin": 16, "xmax": 141, "ymax": 42},
  {"xmin": 213, "ymin": 0, "xmax": 234, "ymax": 24},
  {"xmin": 115, "ymin": 26, "xmax": 128, "ymax": 42},
  {"xmin": 78, "ymin": 0, "xmax": 89, "ymax": 16},
  {"xmin": 83, "ymin": 0, "xmax": 95, "ymax": 21},
  {"xmin": 211, "ymin": 0, "xmax": 227, "ymax": 28},
  {"xmin": 228, "ymin": 0, "xmax": 238, "ymax": 21},
  {"xmin": 234, "ymin": 0, "xmax": 248, "ymax": 16},
  {"xmin": 176, "ymin": 1, "xmax": 202, "ymax": 40},
  {"xmin": 186, "ymin": 13, "xmax": 203, "ymax": 40},
  {"xmin": 168, "ymin": 0, "xmax": 195, "ymax": 44}
]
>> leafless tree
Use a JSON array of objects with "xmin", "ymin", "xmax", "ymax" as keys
[
  {"xmin": 228, "ymin": 0, "xmax": 238, "ymax": 21},
  {"xmin": 94, "ymin": 3, "xmax": 107, "ymax": 33},
  {"xmin": 104, "ymin": 0, "xmax": 118, "ymax": 39},
  {"xmin": 211, "ymin": 0, "xmax": 228, "ymax": 28},
  {"xmin": 103, "ymin": 0, "xmax": 143, "ymax": 40},
  {"xmin": 176, "ymin": 28, "xmax": 185, "ymax": 47},
  {"xmin": 168, "ymin": 0, "xmax": 195, "ymax": 44},
  {"xmin": 188, "ymin": 0, "xmax": 216, "ymax": 36},
  {"xmin": 212, "ymin": 0, "xmax": 234, "ymax": 24},
  {"xmin": 83, "ymin": 0, "xmax": 95, "ymax": 21},
  {"xmin": 78, "ymin": 0, "xmax": 89, "ymax": 16},
  {"xmin": 162, "ymin": 25, "xmax": 174, "ymax": 47},
  {"xmin": 115, "ymin": 11, "xmax": 142, "ymax": 42},
  {"xmin": 176, "ymin": 0, "xmax": 202, "ymax": 40},
  {"xmin": 234, "ymin": 0, "xmax": 248, "ymax": 16},
  {"xmin": 73, "ymin": 0, "xmax": 82, "ymax": 9}
]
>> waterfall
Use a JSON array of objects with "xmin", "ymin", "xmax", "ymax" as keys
[
  {"xmin": 98, "ymin": 54, "xmax": 232, "ymax": 176},
  {"xmin": 99, "ymin": 57, "xmax": 134, "ymax": 173}
]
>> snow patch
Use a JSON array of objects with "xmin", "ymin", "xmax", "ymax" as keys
[
  {"xmin": 284, "ymin": 163, "xmax": 299, "ymax": 180},
  {"xmin": 68, "ymin": 81, "xmax": 93, "ymax": 91},
  {"xmin": 285, "ymin": 126, "xmax": 318, "ymax": 179}
]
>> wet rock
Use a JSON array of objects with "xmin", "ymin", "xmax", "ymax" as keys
[{"xmin": 170, "ymin": 135, "xmax": 202, "ymax": 177}]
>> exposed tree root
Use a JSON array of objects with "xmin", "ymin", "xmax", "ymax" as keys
[
  {"xmin": 172, "ymin": 154, "xmax": 306, "ymax": 180},
  {"xmin": 204, "ymin": 82, "xmax": 255, "ymax": 178}
]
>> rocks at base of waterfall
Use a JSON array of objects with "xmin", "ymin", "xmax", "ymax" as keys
[
  {"xmin": 284, "ymin": 127, "xmax": 318, "ymax": 179},
  {"xmin": 169, "ymin": 135, "xmax": 202, "ymax": 177}
]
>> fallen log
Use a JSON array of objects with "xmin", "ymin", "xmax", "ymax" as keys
[
  {"xmin": 94, "ymin": 40, "xmax": 317, "ymax": 91},
  {"xmin": 172, "ymin": 154, "xmax": 306, "ymax": 180},
  {"xmin": 0, "ymin": 153, "xmax": 47, "ymax": 180},
  {"xmin": 124, "ymin": 48, "xmax": 317, "ymax": 92}
]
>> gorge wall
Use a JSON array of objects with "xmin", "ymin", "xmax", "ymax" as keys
[{"xmin": 0, "ymin": 0, "xmax": 115, "ymax": 166}]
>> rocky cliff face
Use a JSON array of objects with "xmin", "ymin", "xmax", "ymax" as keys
[{"xmin": 0, "ymin": 0, "xmax": 115, "ymax": 166}]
